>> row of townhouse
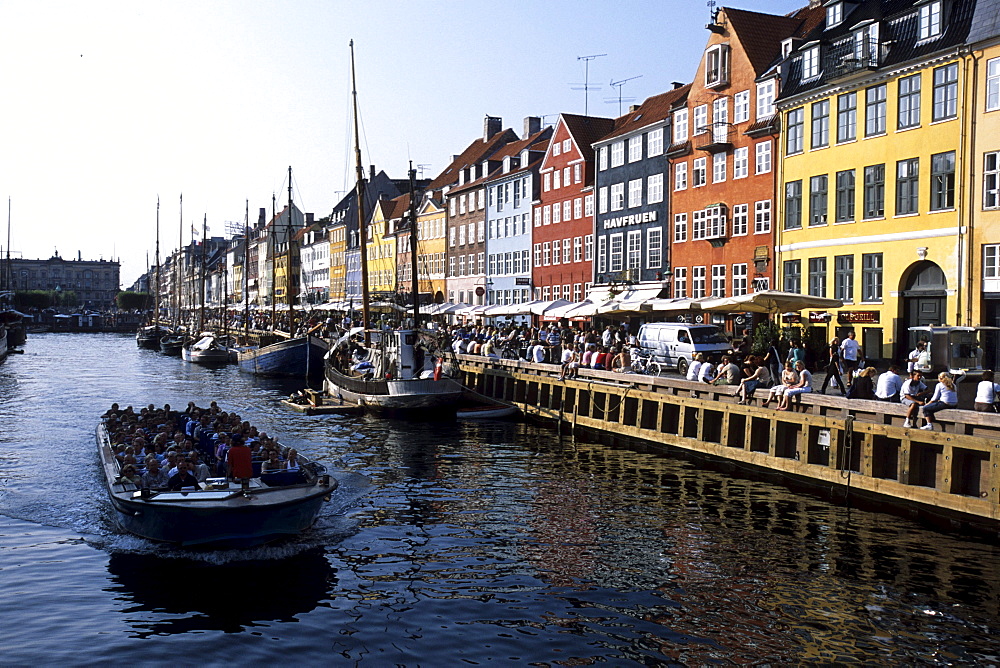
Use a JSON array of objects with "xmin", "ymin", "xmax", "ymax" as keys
[{"xmin": 157, "ymin": 0, "xmax": 1000, "ymax": 364}]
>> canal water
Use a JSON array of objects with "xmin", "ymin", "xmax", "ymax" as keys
[{"xmin": 1, "ymin": 333, "xmax": 999, "ymax": 665}]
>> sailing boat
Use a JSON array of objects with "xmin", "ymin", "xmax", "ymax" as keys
[
  {"xmin": 137, "ymin": 198, "xmax": 172, "ymax": 349},
  {"xmin": 322, "ymin": 41, "xmax": 462, "ymax": 414},
  {"xmin": 237, "ymin": 167, "xmax": 327, "ymax": 377},
  {"xmin": 160, "ymin": 194, "xmax": 187, "ymax": 355}
]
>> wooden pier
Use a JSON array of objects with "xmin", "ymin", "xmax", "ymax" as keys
[{"xmin": 455, "ymin": 354, "xmax": 1000, "ymax": 534}]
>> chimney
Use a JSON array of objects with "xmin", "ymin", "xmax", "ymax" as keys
[
  {"xmin": 523, "ymin": 116, "xmax": 541, "ymax": 137},
  {"xmin": 809, "ymin": 0, "xmax": 821, "ymax": 6},
  {"xmin": 258, "ymin": 208, "xmax": 266, "ymax": 225},
  {"xmin": 369, "ymin": 165, "xmax": 375, "ymax": 181},
  {"xmin": 78, "ymin": 250, "xmax": 82, "ymax": 261},
  {"xmin": 306, "ymin": 213, "xmax": 314, "ymax": 225},
  {"xmin": 672, "ymin": 81, "xmax": 685, "ymax": 89},
  {"xmin": 484, "ymin": 115, "xmax": 502, "ymax": 140},
  {"xmin": 629, "ymin": 104, "xmax": 641, "ymax": 113}
]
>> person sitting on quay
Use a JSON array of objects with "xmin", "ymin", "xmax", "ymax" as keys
[
  {"xmin": 141, "ymin": 457, "xmax": 170, "ymax": 490},
  {"xmin": 592, "ymin": 345, "xmax": 611, "ymax": 371},
  {"xmin": 711, "ymin": 356, "xmax": 741, "ymax": 386},
  {"xmin": 558, "ymin": 343, "xmax": 578, "ymax": 381},
  {"xmin": 167, "ymin": 460, "xmax": 200, "ymax": 491},
  {"xmin": 786, "ymin": 340, "xmax": 806, "ymax": 368},
  {"xmin": 901, "ymin": 370, "xmax": 931, "ymax": 428},
  {"xmin": 762, "ymin": 361, "xmax": 798, "ymax": 408},
  {"xmin": 975, "ymin": 370, "xmax": 1000, "ymax": 413},
  {"xmin": 611, "ymin": 346, "xmax": 632, "ymax": 373},
  {"xmin": 847, "ymin": 366, "xmax": 877, "ymax": 400},
  {"xmin": 686, "ymin": 353, "xmax": 705, "ymax": 381},
  {"xmin": 736, "ymin": 356, "xmax": 771, "ymax": 405},
  {"xmin": 875, "ymin": 365, "xmax": 904, "ymax": 402},
  {"xmin": 776, "ymin": 360, "xmax": 812, "ymax": 411},
  {"xmin": 920, "ymin": 372, "xmax": 959, "ymax": 431},
  {"xmin": 698, "ymin": 358, "xmax": 716, "ymax": 384}
]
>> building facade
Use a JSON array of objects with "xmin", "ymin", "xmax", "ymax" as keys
[{"xmin": 8, "ymin": 253, "xmax": 120, "ymax": 310}]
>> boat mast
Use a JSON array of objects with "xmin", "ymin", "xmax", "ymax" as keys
[
  {"xmin": 155, "ymin": 197, "xmax": 160, "ymax": 330},
  {"xmin": 199, "ymin": 214, "xmax": 206, "ymax": 333},
  {"xmin": 408, "ymin": 162, "xmax": 420, "ymax": 325},
  {"xmin": 270, "ymin": 192, "xmax": 276, "ymax": 329},
  {"xmin": 244, "ymin": 199, "xmax": 250, "ymax": 341},
  {"xmin": 4, "ymin": 198, "xmax": 10, "ymax": 293},
  {"xmin": 351, "ymin": 39, "xmax": 371, "ymax": 342},
  {"xmin": 176, "ymin": 194, "xmax": 182, "ymax": 328},
  {"xmin": 287, "ymin": 165, "xmax": 295, "ymax": 331}
]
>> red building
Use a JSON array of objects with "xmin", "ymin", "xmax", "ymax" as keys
[{"xmin": 532, "ymin": 113, "xmax": 616, "ymax": 305}]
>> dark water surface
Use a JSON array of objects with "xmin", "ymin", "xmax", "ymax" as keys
[{"xmin": 1, "ymin": 333, "xmax": 999, "ymax": 665}]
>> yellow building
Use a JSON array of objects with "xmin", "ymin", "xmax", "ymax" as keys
[
  {"xmin": 776, "ymin": 0, "xmax": 980, "ymax": 362},
  {"xmin": 365, "ymin": 197, "xmax": 398, "ymax": 297},
  {"xmin": 970, "ymin": 3, "xmax": 1000, "ymax": 341},
  {"xmin": 329, "ymin": 221, "xmax": 347, "ymax": 302},
  {"xmin": 415, "ymin": 194, "xmax": 448, "ymax": 304}
]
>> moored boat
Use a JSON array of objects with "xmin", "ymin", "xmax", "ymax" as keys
[
  {"xmin": 182, "ymin": 334, "xmax": 234, "ymax": 365},
  {"xmin": 97, "ymin": 407, "xmax": 336, "ymax": 548},
  {"xmin": 0, "ymin": 327, "xmax": 7, "ymax": 364},
  {"xmin": 159, "ymin": 332, "xmax": 186, "ymax": 356},
  {"xmin": 238, "ymin": 334, "xmax": 327, "ymax": 377},
  {"xmin": 136, "ymin": 324, "xmax": 171, "ymax": 349}
]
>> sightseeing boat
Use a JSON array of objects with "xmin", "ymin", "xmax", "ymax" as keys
[{"xmin": 96, "ymin": 415, "xmax": 337, "ymax": 548}]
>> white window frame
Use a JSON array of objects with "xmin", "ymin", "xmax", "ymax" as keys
[
  {"xmin": 609, "ymin": 233, "xmax": 624, "ymax": 272},
  {"xmin": 712, "ymin": 152, "xmax": 727, "ymax": 183},
  {"xmin": 733, "ymin": 146, "xmax": 749, "ymax": 179},
  {"xmin": 705, "ymin": 43, "xmax": 729, "ymax": 88},
  {"xmin": 694, "ymin": 104, "xmax": 708, "ymax": 135},
  {"xmin": 674, "ymin": 213, "xmax": 688, "ymax": 243},
  {"xmin": 674, "ymin": 267, "xmax": 688, "ymax": 298},
  {"xmin": 732, "ymin": 203, "xmax": 749, "ymax": 236},
  {"xmin": 985, "ymin": 151, "xmax": 1000, "ymax": 209},
  {"xmin": 675, "ymin": 162, "xmax": 688, "ymax": 191},
  {"xmin": 599, "ymin": 146, "xmax": 608, "ymax": 170},
  {"xmin": 628, "ymin": 136, "xmax": 642, "ymax": 163},
  {"xmin": 919, "ymin": 1, "xmax": 942, "ymax": 41},
  {"xmin": 692, "ymin": 266, "xmax": 707, "ymax": 298},
  {"xmin": 732, "ymin": 263, "xmax": 748, "ymax": 296},
  {"xmin": 755, "ymin": 140, "xmax": 772, "ymax": 174},
  {"xmin": 988, "ymin": 57, "xmax": 1000, "ymax": 112},
  {"xmin": 756, "ymin": 79, "xmax": 776, "ymax": 118},
  {"xmin": 734, "ymin": 90, "xmax": 750, "ymax": 124},
  {"xmin": 628, "ymin": 179, "xmax": 643, "ymax": 208},
  {"xmin": 648, "ymin": 173, "xmax": 664, "ymax": 204},
  {"xmin": 647, "ymin": 128, "xmax": 664, "ymax": 156},
  {"xmin": 585, "ymin": 234, "xmax": 594, "ymax": 261},
  {"xmin": 647, "ymin": 227, "xmax": 663, "ymax": 269},
  {"xmin": 754, "ymin": 200, "xmax": 772, "ymax": 234},
  {"xmin": 611, "ymin": 141, "xmax": 625, "ymax": 167},
  {"xmin": 673, "ymin": 108, "xmax": 689, "ymax": 142},
  {"xmin": 627, "ymin": 230, "xmax": 642, "ymax": 270},
  {"xmin": 711, "ymin": 264, "xmax": 726, "ymax": 297},
  {"xmin": 693, "ymin": 157, "xmax": 707, "ymax": 187},
  {"xmin": 610, "ymin": 183, "xmax": 625, "ymax": 211}
]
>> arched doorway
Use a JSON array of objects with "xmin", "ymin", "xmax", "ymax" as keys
[{"xmin": 899, "ymin": 261, "xmax": 947, "ymax": 356}]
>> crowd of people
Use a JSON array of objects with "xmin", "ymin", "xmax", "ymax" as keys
[{"xmin": 102, "ymin": 401, "xmax": 303, "ymax": 491}]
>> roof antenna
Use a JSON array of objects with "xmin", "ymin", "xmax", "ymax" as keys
[
  {"xmin": 570, "ymin": 54, "xmax": 606, "ymax": 116},
  {"xmin": 606, "ymin": 75, "xmax": 643, "ymax": 116}
]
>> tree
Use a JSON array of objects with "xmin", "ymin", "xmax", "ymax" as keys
[
  {"xmin": 13, "ymin": 291, "xmax": 52, "ymax": 310},
  {"xmin": 117, "ymin": 291, "xmax": 151, "ymax": 311}
]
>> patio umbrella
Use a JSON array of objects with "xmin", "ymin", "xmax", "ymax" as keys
[
  {"xmin": 699, "ymin": 290, "xmax": 843, "ymax": 315},
  {"xmin": 527, "ymin": 298, "xmax": 572, "ymax": 315},
  {"xmin": 644, "ymin": 297, "xmax": 703, "ymax": 312}
]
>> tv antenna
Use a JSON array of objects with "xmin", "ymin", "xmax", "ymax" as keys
[
  {"xmin": 570, "ymin": 53, "xmax": 606, "ymax": 116},
  {"xmin": 606, "ymin": 75, "xmax": 643, "ymax": 116},
  {"xmin": 225, "ymin": 220, "xmax": 244, "ymax": 237},
  {"xmin": 415, "ymin": 163, "xmax": 431, "ymax": 178}
]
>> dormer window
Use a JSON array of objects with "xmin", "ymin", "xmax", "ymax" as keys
[
  {"xmin": 919, "ymin": 0, "xmax": 943, "ymax": 40},
  {"xmin": 802, "ymin": 44, "xmax": 820, "ymax": 80},
  {"xmin": 826, "ymin": 2, "xmax": 843, "ymax": 28},
  {"xmin": 705, "ymin": 43, "xmax": 730, "ymax": 88},
  {"xmin": 503, "ymin": 156, "xmax": 512, "ymax": 173}
]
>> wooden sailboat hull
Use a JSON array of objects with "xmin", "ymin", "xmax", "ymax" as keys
[
  {"xmin": 324, "ymin": 365, "xmax": 464, "ymax": 413},
  {"xmin": 238, "ymin": 335, "xmax": 327, "ymax": 378},
  {"xmin": 136, "ymin": 325, "xmax": 170, "ymax": 349}
]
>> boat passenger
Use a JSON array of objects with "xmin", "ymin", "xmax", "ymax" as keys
[
  {"xmin": 141, "ymin": 458, "xmax": 170, "ymax": 490},
  {"xmin": 226, "ymin": 434, "xmax": 254, "ymax": 481},
  {"xmin": 190, "ymin": 452, "xmax": 211, "ymax": 483},
  {"xmin": 285, "ymin": 449, "xmax": 301, "ymax": 472},
  {"xmin": 119, "ymin": 464, "xmax": 142, "ymax": 487},
  {"xmin": 262, "ymin": 450, "xmax": 284, "ymax": 474},
  {"xmin": 166, "ymin": 461, "xmax": 200, "ymax": 491}
]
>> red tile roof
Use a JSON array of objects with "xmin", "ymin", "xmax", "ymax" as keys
[
  {"xmin": 725, "ymin": 5, "xmax": 819, "ymax": 76},
  {"xmin": 560, "ymin": 113, "xmax": 617, "ymax": 162},
  {"xmin": 598, "ymin": 84, "xmax": 692, "ymax": 143},
  {"xmin": 427, "ymin": 127, "xmax": 520, "ymax": 191}
]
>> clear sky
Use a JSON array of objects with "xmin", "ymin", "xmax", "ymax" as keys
[{"xmin": 0, "ymin": 0, "xmax": 807, "ymax": 287}]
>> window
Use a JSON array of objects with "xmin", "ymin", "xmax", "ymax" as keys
[
  {"xmin": 478, "ymin": 252, "xmax": 485, "ymax": 274},
  {"xmin": 985, "ymin": 245, "xmax": 1000, "ymax": 279},
  {"xmin": 478, "ymin": 220, "xmax": 484, "ymax": 242},
  {"xmin": 458, "ymin": 225, "xmax": 466, "ymax": 246},
  {"xmin": 542, "ymin": 242, "xmax": 551, "ymax": 266},
  {"xmin": 674, "ymin": 213, "xmax": 688, "ymax": 242},
  {"xmin": 638, "ymin": 130, "xmax": 659, "ymax": 161},
  {"xmin": 628, "ymin": 136, "xmax": 642, "ymax": 162},
  {"xmin": 837, "ymin": 92, "xmax": 857, "ymax": 142},
  {"xmin": 732, "ymin": 203, "xmax": 749, "ymax": 236},
  {"xmin": 864, "ymin": 164, "xmax": 885, "ymax": 218},
  {"xmin": 543, "ymin": 206, "xmax": 551, "ymax": 225},
  {"xmin": 628, "ymin": 179, "xmax": 643, "ymax": 207},
  {"xmin": 574, "ymin": 236, "xmax": 583, "ymax": 262},
  {"xmin": 827, "ymin": 2, "xmax": 843, "ymax": 27},
  {"xmin": 810, "ymin": 175, "xmax": 828, "ymax": 226},
  {"xmin": 754, "ymin": 200, "xmax": 772, "ymax": 234},
  {"xmin": 563, "ymin": 139, "xmax": 571, "ymax": 153},
  {"xmin": 808, "ymin": 257, "xmax": 827, "ymax": 297},
  {"xmin": 674, "ymin": 267, "xmax": 688, "ymax": 298},
  {"xmin": 693, "ymin": 157, "xmax": 707, "ymax": 187},
  {"xmin": 898, "ymin": 74, "xmax": 921, "ymax": 129},
  {"xmin": 692, "ymin": 209, "xmax": 707, "ymax": 239},
  {"xmin": 932, "ymin": 63, "xmax": 958, "ymax": 121},
  {"xmin": 734, "ymin": 90, "xmax": 750, "ymax": 123},
  {"xmin": 711, "ymin": 265, "xmax": 726, "ymax": 297},
  {"xmin": 802, "ymin": 46, "xmax": 820, "ymax": 80},
  {"xmin": 543, "ymin": 172, "xmax": 551, "ymax": 192},
  {"xmin": 673, "ymin": 109, "xmax": 689, "ymax": 142},
  {"xmin": 786, "ymin": 107, "xmax": 804, "ymax": 154},
  {"xmin": 896, "ymin": 158, "xmax": 920, "ymax": 215},
  {"xmin": 931, "ymin": 151, "xmax": 955, "ymax": 210},
  {"xmin": 598, "ymin": 187, "xmax": 608, "ymax": 214},
  {"xmin": 988, "ymin": 58, "xmax": 1000, "ymax": 112},
  {"xmin": 712, "ymin": 152, "xmax": 727, "ymax": 183},
  {"xmin": 986, "ymin": 152, "xmax": 1000, "ymax": 209},
  {"xmin": 571, "ymin": 198, "xmax": 581, "ymax": 219},
  {"xmin": 598, "ymin": 146, "xmax": 608, "ymax": 170},
  {"xmin": 785, "ymin": 180, "xmax": 802, "ymax": 230},
  {"xmin": 611, "ymin": 183, "xmax": 625, "ymax": 210},
  {"xmin": 757, "ymin": 79, "xmax": 776, "ymax": 118},
  {"xmin": 553, "ymin": 170, "xmax": 560, "ymax": 190},
  {"xmin": 458, "ymin": 255, "xmax": 466, "ymax": 276},
  {"xmin": 574, "ymin": 163, "xmax": 581, "ymax": 183},
  {"xmin": 732, "ymin": 263, "xmax": 748, "ymax": 296},
  {"xmin": 836, "ymin": 169, "xmax": 856, "ymax": 222},
  {"xmin": 611, "ymin": 141, "xmax": 625, "ymax": 167},
  {"xmin": 553, "ymin": 141, "xmax": 561, "ymax": 157},
  {"xmin": 627, "ymin": 231, "xmax": 641, "ymax": 269},
  {"xmin": 713, "ymin": 97, "xmax": 729, "ymax": 128},
  {"xmin": 552, "ymin": 239, "xmax": 561, "ymax": 264},
  {"xmin": 692, "ymin": 266, "xmax": 707, "ymax": 298},
  {"xmin": 862, "ymin": 253, "xmax": 882, "ymax": 301},
  {"xmin": 585, "ymin": 195, "xmax": 594, "ymax": 217},
  {"xmin": 756, "ymin": 141, "xmax": 772, "ymax": 174},
  {"xmin": 648, "ymin": 173, "xmax": 664, "ymax": 204},
  {"xmin": 705, "ymin": 44, "xmax": 729, "ymax": 87},
  {"xmin": 597, "ymin": 236, "xmax": 607, "ymax": 273},
  {"xmin": 609, "ymin": 234, "xmax": 624, "ymax": 272},
  {"xmin": 783, "ymin": 259, "xmax": 802, "ymax": 293},
  {"xmin": 534, "ymin": 208, "xmax": 542, "ymax": 227},
  {"xmin": 733, "ymin": 146, "xmax": 748, "ymax": 179},
  {"xmin": 919, "ymin": 1, "xmax": 942, "ymax": 40},
  {"xmin": 585, "ymin": 234, "xmax": 593, "ymax": 261},
  {"xmin": 811, "ymin": 100, "xmax": 829, "ymax": 149},
  {"xmin": 552, "ymin": 201, "xmax": 561, "ymax": 224},
  {"xmin": 694, "ymin": 105, "xmax": 708, "ymax": 135},
  {"xmin": 647, "ymin": 228, "xmax": 663, "ymax": 268},
  {"xmin": 574, "ymin": 284, "xmax": 582, "ymax": 302},
  {"xmin": 835, "ymin": 254, "xmax": 854, "ymax": 302},
  {"xmin": 675, "ymin": 162, "xmax": 688, "ymax": 190},
  {"xmin": 865, "ymin": 84, "xmax": 886, "ymax": 136},
  {"xmin": 563, "ymin": 200, "xmax": 571, "ymax": 222}
]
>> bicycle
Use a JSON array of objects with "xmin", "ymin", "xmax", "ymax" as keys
[{"xmin": 631, "ymin": 350, "xmax": 663, "ymax": 377}]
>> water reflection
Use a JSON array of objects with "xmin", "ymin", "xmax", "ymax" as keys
[{"xmin": 106, "ymin": 549, "xmax": 335, "ymax": 636}]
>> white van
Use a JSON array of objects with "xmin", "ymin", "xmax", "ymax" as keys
[{"xmin": 636, "ymin": 322, "xmax": 734, "ymax": 375}]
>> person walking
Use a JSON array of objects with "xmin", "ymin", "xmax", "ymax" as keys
[{"xmin": 819, "ymin": 337, "xmax": 846, "ymax": 396}]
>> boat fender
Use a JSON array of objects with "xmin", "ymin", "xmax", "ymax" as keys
[{"xmin": 434, "ymin": 357, "xmax": 442, "ymax": 381}]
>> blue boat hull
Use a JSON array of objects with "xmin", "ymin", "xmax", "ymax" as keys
[{"xmin": 237, "ymin": 335, "xmax": 327, "ymax": 378}]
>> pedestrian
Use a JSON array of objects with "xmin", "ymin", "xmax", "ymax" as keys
[
  {"xmin": 840, "ymin": 330, "xmax": 863, "ymax": 386},
  {"xmin": 819, "ymin": 337, "xmax": 846, "ymax": 396}
]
